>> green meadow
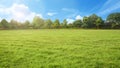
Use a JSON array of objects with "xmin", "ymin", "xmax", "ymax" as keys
[{"xmin": 0, "ymin": 29, "xmax": 120, "ymax": 68}]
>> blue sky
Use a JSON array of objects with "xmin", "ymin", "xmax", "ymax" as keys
[{"xmin": 0, "ymin": 0, "xmax": 120, "ymax": 23}]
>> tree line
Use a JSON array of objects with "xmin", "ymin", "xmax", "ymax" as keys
[{"xmin": 0, "ymin": 12, "xmax": 120, "ymax": 29}]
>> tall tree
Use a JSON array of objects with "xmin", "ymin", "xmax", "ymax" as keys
[
  {"xmin": 95, "ymin": 17, "xmax": 103, "ymax": 29},
  {"xmin": 61, "ymin": 19, "xmax": 68, "ymax": 28},
  {"xmin": 23, "ymin": 20, "xmax": 30, "ymax": 29},
  {"xmin": 0, "ymin": 22, "xmax": 2, "ymax": 29},
  {"xmin": 0, "ymin": 19, "xmax": 9, "ymax": 29},
  {"xmin": 106, "ymin": 12, "xmax": 120, "ymax": 28},
  {"xmin": 9, "ymin": 19, "xmax": 19, "ymax": 29},
  {"xmin": 32, "ymin": 16, "xmax": 44, "ymax": 29},
  {"xmin": 44, "ymin": 19, "xmax": 53, "ymax": 29},
  {"xmin": 53, "ymin": 19, "xmax": 60, "ymax": 28},
  {"xmin": 73, "ymin": 19, "xmax": 82, "ymax": 28},
  {"xmin": 82, "ymin": 16, "xmax": 89, "ymax": 28},
  {"xmin": 88, "ymin": 14, "xmax": 99, "ymax": 28}
]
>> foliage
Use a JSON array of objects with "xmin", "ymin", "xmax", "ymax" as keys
[
  {"xmin": 9, "ymin": 19, "xmax": 20, "ymax": 29},
  {"xmin": 23, "ymin": 20, "xmax": 30, "ymax": 29},
  {"xmin": 0, "ymin": 19, "xmax": 9, "ymax": 29},
  {"xmin": 96, "ymin": 17, "xmax": 103, "ymax": 29},
  {"xmin": 32, "ymin": 16, "xmax": 44, "ymax": 29},
  {"xmin": 82, "ymin": 16, "xmax": 89, "ymax": 28},
  {"xmin": 106, "ymin": 12, "xmax": 120, "ymax": 28},
  {"xmin": 73, "ymin": 19, "xmax": 82, "ymax": 28},
  {"xmin": 53, "ymin": 19, "xmax": 60, "ymax": 28},
  {"xmin": 44, "ymin": 19, "xmax": 53, "ymax": 29},
  {"xmin": 0, "ymin": 12, "xmax": 120, "ymax": 29},
  {"xmin": 61, "ymin": 19, "xmax": 68, "ymax": 28}
]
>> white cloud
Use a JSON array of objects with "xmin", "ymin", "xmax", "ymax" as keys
[
  {"xmin": 75, "ymin": 15, "xmax": 83, "ymax": 20},
  {"xmin": 98, "ymin": 0, "xmax": 120, "ymax": 15},
  {"xmin": 62, "ymin": 8, "xmax": 82, "ymax": 20},
  {"xmin": 47, "ymin": 12, "xmax": 57, "ymax": 16},
  {"xmin": 66, "ymin": 15, "xmax": 83, "ymax": 24},
  {"xmin": 62, "ymin": 8, "xmax": 79, "ymax": 13},
  {"xmin": 0, "ymin": 3, "xmax": 42, "ymax": 22},
  {"xmin": 66, "ymin": 18, "xmax": 75, "ymax": 24}
]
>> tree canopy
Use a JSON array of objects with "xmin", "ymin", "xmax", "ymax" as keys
[
  {"xmin": 106, "ymin": 13, "xmax": 120, "ymax": 28},
  {"xmin": 0, "ymin": 19, "xmax": 9, "ymax": 29},
  {"xmin": 0, "ymin": 12, "xmax": 120, "ymax": 29}
]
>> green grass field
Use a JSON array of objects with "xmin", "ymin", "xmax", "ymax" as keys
[{"xmin": 0, "ymin": 29, "xmax": 120, "ymax": 68}]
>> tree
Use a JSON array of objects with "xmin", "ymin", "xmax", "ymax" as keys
[
  {"xmin": 53, "ymin": 19, "xmax": 60, "ymax": 28},
  {"xmin": 106, "ymin": 12, "xmax": 120, "ymax": 28},
  {"xmin": 0, "ymin": 22, "xmax": 2, "ymax": 29},
  {"xmin": 23, "ymin": 20, "xmax": 30, "ymax": 29},
  {"xmin": 83, "ymin": 14, "xmax": 103, "ymax": 29},
  {"xmin": 44, "ymin": 19, "xmax": 53, "ymax": 29},
  {"xmin": 73, "ymin": 19, "xmax": 82, "ymax": 28},
  {"xmin": 0, "ymin": 19, "xmax": 9, "ymax": 29},
  {"xmin": 9, "ymin": 19, "xmax": 19, "ymax": 29},
  {"xmin": 61, "ymin": 19, "xmax": 68, "ymax": 28},
  {"xmin": 82, "ymin": 16, "xmax": 89, "ymax": 28},
  {"xmin": 88, "ymin": 14, "xmax": 99, "ymax": 28},
  {"xmin": 95, "ymin": 17, "xmax": 103, "ymax": 29},
  {"xmin": 32, "ymin": 16, "xmax": 44, "ymax": 29},
  {"xmin": 68, "ymin": 23, "xmax": 73, "ymax": 28}
]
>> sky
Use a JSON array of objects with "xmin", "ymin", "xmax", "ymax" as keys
[{"xmin": 0, "ymin": 0, "xmax": 120, "ymax": 23}]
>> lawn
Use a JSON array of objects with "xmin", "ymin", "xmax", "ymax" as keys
[{"xmin": 0, "ymin": 29, "xmax": 120, "ymax": 68}]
